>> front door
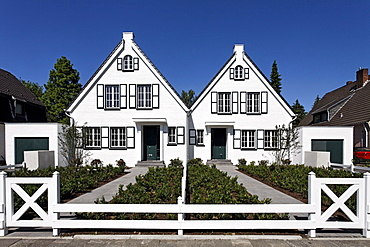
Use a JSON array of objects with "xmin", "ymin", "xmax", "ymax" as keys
[
  {"xmin": 211, "ymin": 128, "xmax": 226, "ymax": 159},
  {"xmin": 143, "ymin": 126, "xmax": 160, "ymax": 160}
]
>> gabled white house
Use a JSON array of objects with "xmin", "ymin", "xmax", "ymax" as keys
[
  {"xmin": 67, "ymin": 32, "xmax": 295, "ymax": 167},
  {"xmin": 188, "ymin": 44, "xmax": 295, "ymax": 164},
  {"xmin": 67, "ymin": 32, "xmax": 188, "ymax": 166}
]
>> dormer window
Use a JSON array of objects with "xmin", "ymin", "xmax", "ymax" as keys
[
  {"xmin": 230, "ymin": 66, "xmax": 249, "ymax": 80},
  {"xmin": 123, "ymin": 55, "xmax": 133, "ymax": 70}
]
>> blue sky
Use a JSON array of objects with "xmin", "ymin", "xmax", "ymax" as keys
[{"xmin": 1, "ymin": 1, "xmax": 370, "ymax": 111}]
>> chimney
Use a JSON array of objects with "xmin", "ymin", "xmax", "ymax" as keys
[{"xmin": 356, "ymin": 68, "xmax": 369, "ymax": 88}]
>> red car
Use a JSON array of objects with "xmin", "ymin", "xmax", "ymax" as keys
[{"xmin": 353, "ymin": 147, "xmax": 370, "ymax": 164}]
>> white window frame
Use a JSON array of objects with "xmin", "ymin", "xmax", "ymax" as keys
[
  {"xmin": 85, "ymin": 127, "xmax": 101, "ymax": 148},
  {"xmin": 241, "ymin": 130, "xmax": 256, "ymax": 149},
  {"xmin": 105, "ymin": 85, "xmax": 120, "ymax": 109},
  {"xmin": 235, "ymin": 65, "xmax": 244, "ymax": 79},
  {"xmin": 123, "ymin": 55, "xmax": 133, "ymax": 71},
  {"xmin": 264, "ymin": 130, "xmax": 278, "ymax": 149},
  {"xmin": 137, "ymin": 85, "xmax": 152, "ymax": 109},
  {"xmin": 168, "ymin": 127, "xmax": 176, "ymax": 144},
  {"xmin": 247, "ymin": 92, "xmax": 260, "ymax": 114},
  {"xmin": 110, "ymin": 127, "xmax": 126, "ymax": 148},
  {"xmin": 196, "ymin": 130, "xmax": 204, "ymax": 145},
  {"xmin": 218, "ymin": 92, "xmax": 231, "ymax": 113}
]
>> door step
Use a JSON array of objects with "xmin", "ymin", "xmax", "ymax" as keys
[
  {"xmin": 206, "ymin": 159, "xmax": 233, "ymax": 166},
  {"xmin": 136, "ymin": 160, "xmax": 165, "ymax": 167}
]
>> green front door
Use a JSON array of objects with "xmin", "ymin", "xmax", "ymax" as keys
[
  {"xmin": 143, "ymin": 126, "xmax": 160, "ymax": 160},
  {"xmin": 211, "ymin": 128, "xmax": 226, "ymax": 159},
  {"xmin": 15, "ymin": 137, "xmax": 49, "ymax": 164}
]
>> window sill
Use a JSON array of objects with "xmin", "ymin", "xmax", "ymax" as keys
[
  {"xmin": 109, "ymin": 147, "xmax": 128, "ymax": 150},
  {"xmin": 196, "ymin": 144, "xmax": 205, "ymax": 147},
  {"xmin": 104, "ymin": 108, "xmax": 121, "ymax": 111},
  {"xmin": 246, "ymin": 112, "xmax": 261, "ymax": 115},
  {"xmin": 84, "ymin": 147, "xmax": 101, "ymax": 150},
  {"xmin": 167, "ymin": 143, "xmax": 177, "ymax": 146},
  {"xmin": 217, "ymin": 112, "xmax": 232, "ymax": 115},
  {"xmin": 241, "ymin": 148, "xmax": 257, "ymax": 150}
]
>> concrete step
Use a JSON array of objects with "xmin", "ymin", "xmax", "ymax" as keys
[
  {"xmin": 135, "ymin": 160, "xmax": 165, "ymax": 167},
  {"xmin": 206, "ymin": 159, "xmax": 233, "ymax": 166}
]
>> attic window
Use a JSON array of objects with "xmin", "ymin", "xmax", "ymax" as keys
[
  {"xmin": 123, "ymin": 55, "xmax": 133, "ymax": 70},
  {"xmin": 230, "ymin": 66, "xmax": 249, "ymax": 80}
]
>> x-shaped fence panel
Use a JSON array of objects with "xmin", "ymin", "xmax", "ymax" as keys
[{"xmin": 4, "ymin": 172, "xmax": 59, "ymax": 228}]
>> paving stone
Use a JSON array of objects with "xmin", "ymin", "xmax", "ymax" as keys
[
  {"xmin": 0, "ymin": 239, "xmax": 21, "ymax": 247},
  {"xmin": 230, "ymin": 239, "xmax": 253, "ymax": 247}
]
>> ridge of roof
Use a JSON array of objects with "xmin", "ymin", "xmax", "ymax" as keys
[{"xmin": 0, "ymin": 68, "xmax": 44, "ymax": 107}]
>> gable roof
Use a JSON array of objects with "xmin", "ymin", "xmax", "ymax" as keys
[
  {"xmin": 190, "ymin": 45, "xmax": 294, "ymax": 117},
  {"xmin": 67, "ymin": 32, "xmax": 188, "ymax": 113},
  {"xmin": 299, "ymin": 69, "xmax": 370, "ymax": 126},
  {"xmin": 0, "ymin": 68, "xmax": 44, "ymax": 106}
]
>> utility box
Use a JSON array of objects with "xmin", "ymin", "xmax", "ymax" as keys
[
  {"xmin": 24, "ymin": 150, "xmax": 55, "ymax": 170},
  {"xmin": 304, "ymin": 151, "xmax": 330, "ymax": 168}
]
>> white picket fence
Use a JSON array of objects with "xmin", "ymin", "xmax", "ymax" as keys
[{"xmin": 1, "ymin": 170, "xmax": 370, "ymax": 237}]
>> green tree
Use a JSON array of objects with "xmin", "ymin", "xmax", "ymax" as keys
[
  {"xmin": 180, "ymin": 89, "xmax": 196, "ymax": 108},
  {"xmin": 291, "ymin": 99, "xmax": 307, "ymax": 128},
  {"xmin": 312, "ymin": 95, "xmax": 321, "ymax": 110},
  {"xmin": 42, "ymin": 56, "xmax": 81, "ymax": 124},
  {"xmin": 20, "ymin": 79, "xmax": 44, "ymax": 101},
  {"xmin": 269, "ymin": 60, "xmax": 282, "ymax": 94}
]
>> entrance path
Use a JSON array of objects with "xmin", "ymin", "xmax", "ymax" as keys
[
  {"xmin": 216, "ymin": 164, "xmax": 303, "ymax": 204},
  {"xmin": 67, "ymin": 166, "xmax": 149, "ymax": 204}
]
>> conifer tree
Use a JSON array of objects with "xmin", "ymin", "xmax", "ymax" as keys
[
  {"xmin": 312, "ymin": 95, "xmax": 321, "ymax": 110},
  {"xmin": 291, "ymin": 99, "xmax": 307, "ymax": 128},
  {"xmin": 269, "ymin": 60, "xmax": 282, "ymax": 94},
  {"xmin": 42, "ymin": 56, "xmax": 81, "ymax": 124},
  {"xmin": 180, "ymin": 89, "xmax": 196, "ymax": 108}
]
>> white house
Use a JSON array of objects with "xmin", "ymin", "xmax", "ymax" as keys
[
  {"xmin": 67, "ymin": 33, "xmax": 296, "ymax": 166},
  {"xmin": 67, "ymin": 32, "xmax": 188, "ymax": 166},
  {"xmin": 188, "ymin": 44, "xmax": 295, "ymax": 164}
]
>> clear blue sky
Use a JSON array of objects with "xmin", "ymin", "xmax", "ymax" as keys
[{"xmin": 1, "ymin": 1, "xmax": 370, "ymax": 111}]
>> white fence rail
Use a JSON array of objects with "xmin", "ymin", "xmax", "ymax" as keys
[{"xmin": 1, "ymin": 171, "xmax": 370, "ymax": 237}]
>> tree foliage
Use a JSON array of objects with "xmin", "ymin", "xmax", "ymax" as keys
[
  {"xmin": 20, "ymin": 79, "xmax": 44, "ymax": 101},
  {"xmin": 269, "ymin": 60, "xmax": 282, "ymax": 94},
  {"xmin": 42, "ymin": 56, "xmax": 81, "ymax": 124},
  {"xmin": 180, "ymin": 89, "xmax": 196, "ymax": 108},
  {"xmin": 291, "ymin": 99, "xmax": 307, "ymax": 128},
  {"xmin": 270, "ymin": 125, "xmax": 300, "ymax": 165},
  {"xmin": 58, "ymin": 123, "xmax": 90, "ymax": 166}
]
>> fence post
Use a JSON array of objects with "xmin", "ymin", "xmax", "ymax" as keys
[
  {"xmin": 0, "ymin": 171, "xmax": 7, "ymax": 236},
  {"xmin": 177, "ymin": 196, "xmax": 184, "ymax": 235},
  {"xmin": 51, "ymin": 171, "xmax": 60, "ymax": 236},
  {"xmin": 363, "ymin": 172, "xmax": 370, "ymax": 238},
  {"xmin": 308, "ymin": 171, "xmax": 317, "ymax": 237}
]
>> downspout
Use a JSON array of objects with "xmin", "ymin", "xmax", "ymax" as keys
[
  {"xmin": 363, "ymin": 123, "xmax": 370, "ymax": 148},
  {"xmin": 64, "ymin": 110, "xmax": 75, "ymax": 126}
]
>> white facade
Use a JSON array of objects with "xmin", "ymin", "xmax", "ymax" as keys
[
  {"xmin": 292, "ymin": 126, "xmax": 354, "ymax": 165},
  {"xmin": 67, "ymin": 32, "xmax": 188, "ymax": 166},
  {"xmin": 0, "ymin": 123, "xmax": 4, "ymax": 160},
  {"xmin": 188, "ymin": 44, "xmax": 295, "ymax": 164},
  {"xmin": 4, "ymin": 123, "xmax": 63, "ymax": 166}
]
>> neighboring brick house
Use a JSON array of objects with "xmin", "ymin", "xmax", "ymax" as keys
[{"xmin": 299, "ymin": 68, "xmax": 370, "ymax": 154}]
